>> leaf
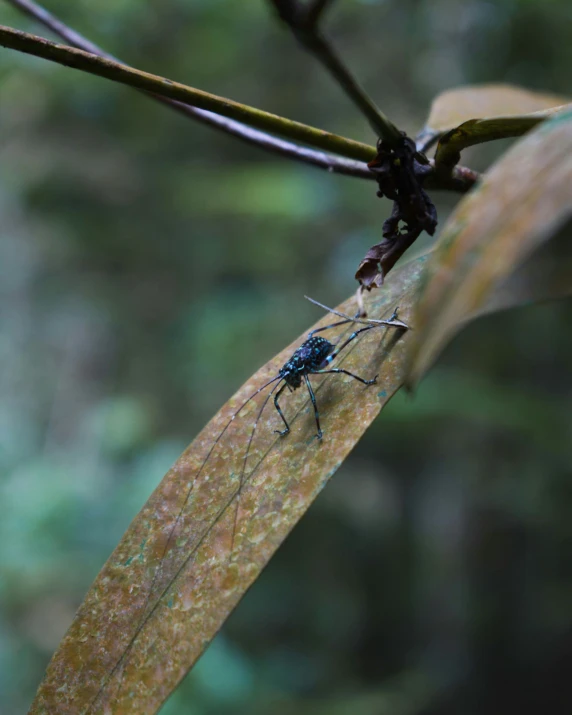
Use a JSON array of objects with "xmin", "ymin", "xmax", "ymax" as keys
[
  {"xmin": 481, "ymin": 218, "xmax": 572, "ymax": 316},
  {"xmin": 417, "ymin": 83, "xmax": 570, "ymax": 150},
  {"xmin": 406, "ymin": 108, "xmax": 572, "ymax": 387},
  {"xmin": 30, "ymin": 210, "xmax": 572, "ymax": 713},
  {"xmin": 29, "ymin": 257, "xmax": 425, "ymax": 715}
]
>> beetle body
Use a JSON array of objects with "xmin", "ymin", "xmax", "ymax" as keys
[{"xmin": 279, "ymin": 336, "xmax": 334, "ymax": 389}]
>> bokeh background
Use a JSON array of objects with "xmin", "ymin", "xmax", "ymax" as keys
[{"xmin": 1, "ymin": 1, "xmax": 572, "ymax": 713}]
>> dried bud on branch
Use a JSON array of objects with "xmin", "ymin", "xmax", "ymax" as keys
[{"xmin": 356, "ymin": 135, "xmax": 438, "ymax": 288}]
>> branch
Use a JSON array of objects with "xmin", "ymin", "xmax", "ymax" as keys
[
  {"xmin": 434, "ymin": 105, "xmax": 572, "ymax": 172},
  {"xmin": 0, "ymin": 23, "xmax": 376, "ymax": 162},
  {"xmin": 306, "ymin": 0, "xmax": 335, "ymax": 27},
  {"xmin": 5, "ymin": 0, "xmax": 381, "ymax": 178},
  {"xmin": 1, "ymin": 7, "xmax": 479, "ymax": 192},
  {"xmin": 269, "ymin": 0, "xmax": 402, "ymax": 145},
  {"xmin": 425, "ymin": 162, "xmax": 480, "ymax": 193}
]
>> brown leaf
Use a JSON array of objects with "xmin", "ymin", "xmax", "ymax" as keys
[
  {"xmin": 481, "ymin": 219, "xmax": 572, "ymax": 315},
  {"xmin": 29, "ymin": 257, "xmax": 425, "ymax": 715},
  {"xmin": 355, "ymin": 230, "xmax": 422, "ymax": 289},
  {"xmin": 406, "ymin": 108, "xmax": 572, "ymax": 386},
  {"xmin": 354, "ymin": 247, "xmax": 385, "ymax": 289},
  {"xmin": 30, "ymin": 217, "xmax": 572, "ymax": 713}
]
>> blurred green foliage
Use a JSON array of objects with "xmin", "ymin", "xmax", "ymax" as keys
[{"xmin": 1, "ymin": 1, "xmax": 572, "ymax": 713}]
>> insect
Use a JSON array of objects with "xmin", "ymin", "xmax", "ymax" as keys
[
  {"xmin": 153, "ymin": 298, "xmax": 406, "ymax": 586},
  {"xmin": 270, "ymin": 297, "xmax": 406, "ymax": 440},
  {"xmin": 90, "ymin": 298, "xmax": 408, "ymax": 706},
  {"xmin": 194, "ymin": 296, "xmax": 408, "ymax": 549},
  {"xmin": 156, "ymin": 296, "xmax": 408, "ymax": 570}
]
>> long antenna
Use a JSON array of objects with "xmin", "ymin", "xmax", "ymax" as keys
[
  {"xmin": 304, "ymin": 295, "xmax": 409, "ymax": 330},
  {"xmin": 230, "ymin": 378, "xmax": 283, "ymax": 553},
  {"xmin": 86, "ymin": 371, "xmax": 285, "ymax": 710}
]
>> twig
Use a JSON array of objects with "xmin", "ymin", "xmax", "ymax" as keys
[
  {"xmin": 0, "ymin": 23, "xmax": 377, "ymax": 162},
  {"xmin": 3, "ymin": 0, "xmax": 375, "ymax": 178},
  {"xmin": 414, "ymin": 129, "xmax": 442, "ymax": 154},
  {"xmin": 269, "ymin": 0, "xmax": 402, "ymax": 145},
  {"xmin": 434, "ymin": 104, "xmax": 572, "ymax": 173},
  {"xmin": 3, "ymin": 2, "xmax": 479, "ymax": 192},
  {"xmin": 269, "ymin": 1, "xmax": 446, "ymax": 288},
  {"xmin": 424, "ymin": 162, "xmax": 480, "ymax": 192},
  {"xmin": 306, "ymin": 0, "xmax": 335, "ymax": 27}
]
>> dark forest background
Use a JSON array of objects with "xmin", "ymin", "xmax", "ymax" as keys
[{"xmin": 1, "ymin": 1, "xmax": 572, "ymax": 713}]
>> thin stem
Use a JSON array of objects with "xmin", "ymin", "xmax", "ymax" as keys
[
  {"xmin": 300, "ymin": 30, "xmax": 402, "ymax": 144},
  {"xmin": 434, "ymin": 105, "xmax": 571, "ymax": 172},
  {"xmin": 4, "ymin": 0, "xmax": 381, "ymax": 178},
  {"xmin": 306, "ymin": 0, "xmax": 337, "ymax": 28},
  {"xmin": 426, "ymin": 162, "xmax": 480, "ymax": 193},
  {"xmin": 0, "ymin": 23, "xmax": 376, "ymax": 162},
  {"xmin": 2, "ymin": 4, "xmax": 479, "ymax": 192},
  {"xmin": 4, "ymin": 0, "xmax": 107, "ymax": 57},
  {"xmin": 270, "ymin": 0, "xmax": 402, "ymax": 144}
]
